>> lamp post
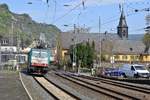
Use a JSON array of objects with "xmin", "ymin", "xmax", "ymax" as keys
[{"xmin": 99, "ymin": 16, "xmax": 102, "ymax": 68}]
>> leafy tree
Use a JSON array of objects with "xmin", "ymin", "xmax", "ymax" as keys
[
  {"xmin": 69, "ymin": 41, "xmax": 95, "ymax": 69},
  {"xmin": 91, "ymin": 40, "xmax": 96, "ymax": 59},
  {"xmin": 69, "ymin": 45, "xmax": 73, "ymax": 63},
  {"xmin": 86, "ymin": 41, "xmax": 93, "ymax": 68},
  {"xmin": 143, "ymin": 33, "xmax": 150, "ymax": 53},
  {"xmin": 76, "ymin": 43, "xmax": 83, "ymax": 65},
  {"xmin": 92, "ymin": 40, "xmax": 95, "ymax": 50}
]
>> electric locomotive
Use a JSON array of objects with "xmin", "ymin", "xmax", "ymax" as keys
[{"xmin": 27, "ymin": 48, "xmax": 50, "ymax": 75}]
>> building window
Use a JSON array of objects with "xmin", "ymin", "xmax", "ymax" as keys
[
  {"xmin": 139, "ymin": 55, "xmax": 143, "ymax": 60},
  {"xmin": 2, "ymin": 40, "xmax": 8, "ymax": 45},
  {"xmin": 122, "ymin": 55, "xmax": 128, "ymax": 60},
  {"xmin": 130, "ymin": 56, "xmax": 134, "ymax": 60},
  {"xmin": 126, "ymin": 56, "xmax": 128, "ymax": 59},
  {"xmin": 2, "ymin": 40, "xmax": 5, "ymax": 44},
  {"xmin": 135, "ymin": 56, "xmax": 139, "ymax": 60},
  {"xmin": 114, "ymin": 55, "xmax": 119, "ymax": 59},
  {"xmin": 145, "ymin": 56, "xmax": 148, "ymax": 58}
]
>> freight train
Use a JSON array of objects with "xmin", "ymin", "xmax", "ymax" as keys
[{"xmin": 27, "ymin": 48, "xmax": 50, "ymax": 75}]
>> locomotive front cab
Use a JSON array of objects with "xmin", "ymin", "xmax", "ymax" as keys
[{"xmin": 27, "ymin": 48, "xmax": 50, "ymax": 75}]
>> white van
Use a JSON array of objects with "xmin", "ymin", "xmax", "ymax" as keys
[{"xmin": 120, "ymin": 64, "xmax": 150, "ymax": 78}]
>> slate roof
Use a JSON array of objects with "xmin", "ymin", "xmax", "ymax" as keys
[
  {"xmin": 60, "ymin": 32, "xmax": 119, "ymax": 50},
  {"xmin": 112, "ymin": 40, "xmax": 150, "ymax": 54},
  {"xmin": 60, "ymin": 32, "xmax": 149, "ymax": 55}
]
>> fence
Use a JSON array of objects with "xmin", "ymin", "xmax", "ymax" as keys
[{"xmin": 0, "ymin": 62, "xmax": 21, "ymax": 71}]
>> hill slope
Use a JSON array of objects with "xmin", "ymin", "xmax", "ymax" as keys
[
  {"xmin": 128, "ymin": 34, "xmax": 144, "ymax": 41},
  {"xmin": 0, "ymin": 4, "xmax": 60, "ymax": 47}
]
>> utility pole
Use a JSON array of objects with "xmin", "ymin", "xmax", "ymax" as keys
[
  {"xmin": 72, "ymin": 24, "xmax": 76, "ymax": 72},
  {"xmin": 11, "ymin": 20, "xmax": 14, "ymax": 47},
  {"xmin": 9, "ymin": 18, "xmax": 14, "ymax": 62},
  {"xmin": 11, "ymin": 16, "xmax": 17, "ymax": 61},
  {"xmin": 17, "ymin": 31, "xmax": 20, "ymax": 61},
  {"xmin": 56, "ymin": 30, "xmax": 62, "ymax": 67},
  {"xmin": 99, "ymin": 16, "xmax": 101, "ymax": 68}
]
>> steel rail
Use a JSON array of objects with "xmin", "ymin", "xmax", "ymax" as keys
[
  {"xmin": 33, "ymin": 76, "xmax": 79, "ymax": 100},
  {"xmin": 63, "ymin": 73, "xmax": 148, "ymax": 100},
  {"xmin": 78, "ymin": 75, "xmax": 150, "ymax": 94},
  {"xmin": 56, "ymin": 73, "xmax": 139, "ymax": 100}
]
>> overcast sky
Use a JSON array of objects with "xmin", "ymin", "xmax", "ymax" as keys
[{"xmin": 0, "ymin": 0, "xmax": 150, "ymax": 34}]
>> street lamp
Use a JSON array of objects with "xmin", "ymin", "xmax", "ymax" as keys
[
  {"xmin": 64, "ymin": 4, "xmax": 71, "ymax": 7},
  {"xmin": 27, "ymin": 2, "xmax": 32, "ymax": 4}
]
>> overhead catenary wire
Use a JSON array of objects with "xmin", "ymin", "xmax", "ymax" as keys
[
  {"xmin": 47, "ymin": 0, "xmax": 149, "ymax": 35},
  {"xmin": 52, "ymin": 0, "xmax": 87, "ymax": 24},
  {"xmin": 34, "ymin": 0, "xmax": 150, "ymax": 34},
  {"xmin": 52, "ymin": 0, "xmax": 57, "ymax": 24},
  {"xmin": 63, "ymin": 0, "xmax": 103, "ymax": 27},
  {"xmin": 43, "ymin": 2, "xmax": 50, "ymax": 23},
  {"xmin": 61, "ymin": 10, "xmax": 83, "ymax": 29},
  {"xmin": 105, "ymin": 1, "xmax": 150, "ymax": 28},
  {"xmin": 91, "ymin": 7, "xmax": 150, "ymax": 32},
  {"xmin": 102, "ymin": 3, "xmax": 150, "ymax": 26}
]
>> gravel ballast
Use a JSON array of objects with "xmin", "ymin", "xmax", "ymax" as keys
[
  {"xmin": 21, "ymin": 71, "xmax": 55, "ymax": 100},
  {"xmin": 46, "ymin": 71, "xmax": 114, "ymax": 100}
]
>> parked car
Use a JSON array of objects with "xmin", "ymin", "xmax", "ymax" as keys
[
  {"xmin": 104, "ymin": 68, "xmax": 124, "ymax": 77},
  {"xmin": 119, "ymin": 64, "xmax": 150, "ymax": 78}
]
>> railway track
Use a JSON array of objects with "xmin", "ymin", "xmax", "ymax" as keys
[
  {"xmin": 46, "ymin": 71, "xmax": 115, "ymax": 100},
  {"xmin": 78, "ymin": 75, "xmax": 150, "ymax": 94},
  {"xmin": 33, "ymin": 76, "xmax": 79, "ymax": 100},
  {"xmin": 55, "ymin": 72, "xmax": 149, "ymax": 100}
]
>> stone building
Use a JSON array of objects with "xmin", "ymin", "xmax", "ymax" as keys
[{"xmin": 0, "ymin": 36, "xmax": 17, "ymax": 63}]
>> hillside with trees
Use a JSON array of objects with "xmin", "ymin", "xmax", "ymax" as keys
[{"xmin": 0, "ymin": 4, "xmax": 60, "ymax": 47}]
